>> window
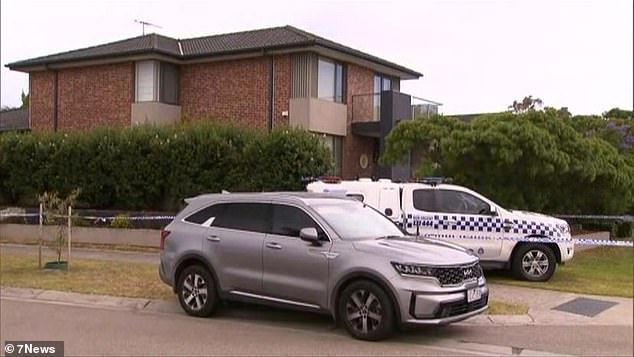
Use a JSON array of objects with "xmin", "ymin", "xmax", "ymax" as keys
[
  {"xmin": 320, "ymin": 134, "xmax": 343, "ymax": 175},
  {"xmin": 310, "ymin": 200, "xmax": 404, "ymax": 240},
  {"xmin": 136, "ymin": 61, "xmax": 158, "ymax": 102},
  {"xmin": 184, "ymin": 204, "xmax": 225, "ymax": 226},
  {"xmin": 412, "ymin": 189, "xmax": 436, "ymax": 211},
  {"xmin": 160, "ymin": 62, "xmax": 179, "ymax": 104},
  {"xmin": 271, "ymin": 204, "xmax": 324, "ymax": 239},
  {"xmin": 435, "ymin": 190, "xmax": 491, "ymax": 215},
  {"xmin": 373, "ymin": 74, "xmax": 394, "ymax": 121},
  {"xmin": 317, "ymin": 58, "xmax": 344, "ymax": 103},
  {"xmin": 212, "ymin": 203, "xmax": 270, "ymax": 233},
  {"xmin": 135, "ymin": 60, "xmax": 179, "ymax": 104}
]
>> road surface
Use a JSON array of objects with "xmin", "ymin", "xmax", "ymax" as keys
[{"xmin": 1, "ymin": 297, "xmax": 632, "ymax": 356}]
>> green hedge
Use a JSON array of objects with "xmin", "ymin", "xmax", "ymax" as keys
[{"xmin": 0, "ymin": 123, "xmax": 331, "ymax": 211}]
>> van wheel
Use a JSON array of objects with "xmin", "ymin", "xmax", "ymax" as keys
[
  {"xmin": 338, "ymin": 280, "xmax": 395, "ymax": 341},
  {"xmin": 177, "ymin": 265, "xmax": 218, "ymax": 317},
  {"xmin": 512, "ymin": 243, "xmax": 556, "ymax": 282}
]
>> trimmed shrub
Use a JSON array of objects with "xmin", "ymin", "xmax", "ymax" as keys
[{"xmin": 0, "ymin": 123, "xmax": 331, "ymax": 211}]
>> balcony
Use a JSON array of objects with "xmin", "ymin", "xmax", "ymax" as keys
[
  {"xmin": 289, "ymin": 97, "xmax": 347, "ymax": 136},
  {"xmin": 352, "ymin": 91, "xmax": 442, "ymax": 123},
  {"xmin": 350, "ymin": 91, "xmax": 442, "ymax": 181}
]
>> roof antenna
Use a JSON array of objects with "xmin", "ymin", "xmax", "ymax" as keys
[{"xmin": 134, "ymin": 19, "xmax": 162, "ymax": 35}]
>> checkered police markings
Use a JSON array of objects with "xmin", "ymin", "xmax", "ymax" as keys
[
  {"xmin": 404, "ymin": 214, "xmax": 633, "ymax": 247},
  {"xmin": 419, "ymin": 233, "xmax": 634, "ymax": 247}
]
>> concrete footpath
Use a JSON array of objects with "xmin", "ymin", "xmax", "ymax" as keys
[{"xmin": 1, "ymin": 243, "xmax": 632, "ymax": 327}]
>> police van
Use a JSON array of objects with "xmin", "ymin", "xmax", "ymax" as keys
[{"xmin": 307, "ymin": 177, "xmax": 574, "ymax": 281}]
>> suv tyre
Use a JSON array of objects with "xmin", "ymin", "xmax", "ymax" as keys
[
  {"xmin": 177, "ymin": 264, "xmax": 218, "ymax": 317},
  {"xmin": 338, "ymin": 280, "xmax": 395, "ymax": 341}
]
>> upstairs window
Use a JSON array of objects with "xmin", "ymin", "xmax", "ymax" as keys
[
  {"xmin": 317, "ymin": 57, "xmax": 344, "ymax": 103},
  {"xmin": 135, "ymin": 60, "xmax": 179, "ymax": 104}
]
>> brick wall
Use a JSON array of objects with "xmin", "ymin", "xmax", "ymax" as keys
[
  {"xmin": 343, "ymin": 64, "xmax": 376, "ymax": 179},
  {"xmin": 180, "ymin": 57, "xmax": 269, "ymax": 129},
  {"xmin": 272, "ymin": 55, "xmax": 291, "ymax": 128},
  {"xmin": 29, "ymin": 71, "xmax": 55, "ymax": 131},
  {"xmin": 57, "ymin": 63, "xmax": 133, "ymax": 130},
  {"xmin": 29, "ymin": 63, "xmax": 133, "ymax": 131}
]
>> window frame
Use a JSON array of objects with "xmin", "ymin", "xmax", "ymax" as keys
[
  {"xmin": 271, "ymin": 202, "xmax": 332, "ymax": 242},
  {"xmin": 434, "ymin": 189, "xmax": 492, "ymax": 216},
  {"xmin": 412, "ymin": 189, "xmax": 437, "ymax": 212},
  {"xmin": 317, "ymin": 57, "xmax": 345, "ymax": 103},
  {"xmin": 210, "ymin": 202, "xmax": 272, "ymax": 233},
  {"xmin": 183, "ymin": 203, "xmax": 226, "ymax": 227},
  {"xmin": 135, "ymin": 60, "xmax": 179, "ymax": 105}
]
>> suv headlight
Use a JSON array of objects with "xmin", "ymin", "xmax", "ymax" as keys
[
  {"xmin": 556, "ymin": 223, "xmax": 570, "ymax": 234},
  {"xmin": 391, "ymin": 262, "xmax": 435, "ymax": 277}
]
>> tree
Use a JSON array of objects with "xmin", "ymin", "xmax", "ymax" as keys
[
  {"xmin": 380, "ymin": 110, "xmax": 634, "ymax": 214},
  {"xmin": 20, "ymin": 90, "xmax": 29, "ymax": 109},
  {"xmin": 603, "ymin": 108, "xmax": 633, "ymax": 119},
  {"xmin": 508, "ymin": 95, "xmax": 543, "ymax": 114}
]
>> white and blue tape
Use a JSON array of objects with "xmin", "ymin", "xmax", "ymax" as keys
[{"xmin": 1, "ymin": 212, "xmax": 631, "ymax": 247}]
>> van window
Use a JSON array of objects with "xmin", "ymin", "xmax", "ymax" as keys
[
  {"xmin": 212, "ymin": 203, "xmax": 270, "ymax": 233},
  {"xmin": 412, "ymin": 189, "xmax": 435, "ymax": 211},
  {"xmin": 436, "ymin": 190, "xmax": 491, "ymax": 215}
]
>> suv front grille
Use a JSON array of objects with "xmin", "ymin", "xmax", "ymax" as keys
[
  {"xmin": 433, "ymin": 263, "xmax": 483, "ymax": 286},
  {"xmin": 435, "ymin": 293, "xmax": 488, "ymax": 318}
]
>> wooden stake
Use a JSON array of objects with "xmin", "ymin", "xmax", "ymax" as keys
[
  {"xmin": 38, "ymin": 203, "xmax": 43, "ymax": 270},
  {"xmin": 67, "ymin": 206, "xmax": 72, "ymax": 271}
]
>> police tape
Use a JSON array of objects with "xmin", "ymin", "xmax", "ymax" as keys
[
  {"xmin": 419, "ymin": 233, "xmax": 633, "ymax": 247},
  {"xmin": 554, "ymin": 214, "xmax": 634, "ymax": 222},
  {"xmin": 1, "ymin": 212, "xmax": 632, "ymax": 247},
  {"xmin": 0, "ymin": 213, "xmax": 176, "ymax": 221}
]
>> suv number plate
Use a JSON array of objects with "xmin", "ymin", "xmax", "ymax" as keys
[{"xmin": 467, "ymin": 287, "xmax": 481, "ymax": 303}]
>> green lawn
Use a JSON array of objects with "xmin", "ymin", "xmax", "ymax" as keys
[
  {"xmin": 1, "ymin": 252, "xmax": 527, "ymax": 315},
  {"xmin": 0, "ymin": 253, "xmax": 173, "ymax": 300},
  {"xmin": 486, "ymin": 247, "xmax": 634, "ymax": 298}
]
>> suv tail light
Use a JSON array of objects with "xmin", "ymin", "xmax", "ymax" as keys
[{"xmin": 160, "ymin": 229, "xmax": 171, "ymax": 250}]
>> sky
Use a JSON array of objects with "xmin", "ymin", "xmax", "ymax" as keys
[{"xmin": 1, "ymin": 0, "xmax": 632, "ymax": 115}]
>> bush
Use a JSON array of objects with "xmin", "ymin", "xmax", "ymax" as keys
[
  {"xmin": 381, "ymin": 111, "xmax": 634, "ymax": 214},
  {"xmin": 0, "ymin": 123, "xmax": 331, "ymax": 211}
]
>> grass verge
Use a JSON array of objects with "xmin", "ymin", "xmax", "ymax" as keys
[
  {"xmin": 486, "ymin": 247, "xmax": 634, "ymax": 298},
  {"xmin": 0, "ymin": 252, "xmax": 172, "ymax": 300},
  {"xmin": 487, "ymin": 300, "xmax": 529, "ymax": 315},
  {"xmin": 1, "ymin": 252, "xmax": 528, "ymax": 315}
]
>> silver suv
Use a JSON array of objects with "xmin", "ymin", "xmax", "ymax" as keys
[{"xmin": 159, "ymin": 192, "xmax": 489, "ymax": 340}]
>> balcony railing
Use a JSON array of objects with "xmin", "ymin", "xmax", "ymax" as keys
[{"xmin": 351, "ymin": 91, "xmax": 442, "ymax": 123}]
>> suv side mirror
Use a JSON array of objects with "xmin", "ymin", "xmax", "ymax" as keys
[
  {"xmin": 300, "ymin": 227, "xmax": 321, "ymax": 245},
  {"xmin": 384, "ymin": 208, "xmax": 393, "ymax": 216}
]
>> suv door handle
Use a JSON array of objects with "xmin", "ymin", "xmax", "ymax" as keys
[
  {"xmin": 206, "ymin": 235, "xmax": 220, "ymax": 242},
  {"xmin": 446, "ymin": 220, "xmax": 458, "ymax": 226},
  {"xmin": 265, "ymin": 242, "xmax": 283, "ymax": 250},
  {"xmin": 503, "ymin": 220, "xmax": 514, "ymax": 232}
]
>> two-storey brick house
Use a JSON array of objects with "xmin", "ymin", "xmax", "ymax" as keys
[{"xmin": 7, "ymin": 26, "xmax": 437, "ymax": 179}]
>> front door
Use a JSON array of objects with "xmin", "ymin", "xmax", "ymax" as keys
[{"xmin": 262, "ymin": 204, "xmax": 331, "ymax": 308}]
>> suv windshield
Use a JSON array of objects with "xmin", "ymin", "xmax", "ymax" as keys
[{"xmin": 308, "ymin": 199, "xmax": 404, "ymax": 240}]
